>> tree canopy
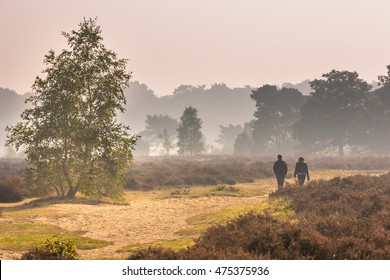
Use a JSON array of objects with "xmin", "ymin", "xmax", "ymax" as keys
[
  {"xmin": 293, "ymin": 70, "xmax": 371, "ymax": 156},
  {"xmin": 177, "ymin": 106, "xmax": 205, "ymax": 156},
  {"xmin": 250, "ymin": 85, "xmax": 304, "ymax": 154},
  {"xmin": 6, "ymin": 18, "xmax": 138, "ymax": 199}
]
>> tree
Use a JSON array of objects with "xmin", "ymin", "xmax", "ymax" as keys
[
  {"xmin": 216, "ymin": 124, "xmax": 243, "ymax": 154},
  {"xmin": 177, "ymin": 106, "xmax": 205, "ymax": 156},
  {"xmin": 360, "ymin": 65, "xmax": 390, "ymax": 154},
  {"xmin": 293, "ymin": 70, "xmax": 371, "ymax": 156},
  {"xmin": 250, "ymin": 85, "xmax": 304, "ymax": 154},
  {"xmin": 233, "ymin": 132, "xmax": 253, "ymax": 156},
  {"xmin": 6, "ymin": 18, "xmax": 139, "ymax": 199},
  {"xmin": 157, "ymin": 128, "xmax": 174, "ymax": 155},
  {"xmin": 139, "ymin": 114, "xmax": 178, "ymax": 155},
  {"xmin": 141, "ymin": 114, "xmax": 178, "ymax": 143}
]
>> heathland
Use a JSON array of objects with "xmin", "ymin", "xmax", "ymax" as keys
[{"xmin": 0, "ymin": 156, "xmax": 389, "ymax": 259}]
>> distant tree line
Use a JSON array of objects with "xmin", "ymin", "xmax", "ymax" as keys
[{"xmin": 134, "ymin": 67, "xmax": 390, "ymax": 157}]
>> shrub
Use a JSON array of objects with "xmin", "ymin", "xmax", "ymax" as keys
[
  {"xmin": 20, "ymin": 239, "xmax": 80, "ymax": 260},
  {"xmin": 0, "ymin": 177, "xmax": 26, "ymax": 202},
  {"xmin": 125, "ymin": 156, "xmax": 274, "ymax": 190}
]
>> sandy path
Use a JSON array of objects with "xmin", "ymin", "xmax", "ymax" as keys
[{"xmin": 1, "ymin": 194, "xmax": 269, "ymax": 260}]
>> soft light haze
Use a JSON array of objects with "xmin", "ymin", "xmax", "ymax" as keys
[{"xmin": 1, "ymin": 0, "xmax": 390, "ymax": 96}]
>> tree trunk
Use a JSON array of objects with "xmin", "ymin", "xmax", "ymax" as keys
[{"xmin": 66, "ymin": 188, "xmax": 77, "ymax": 199}]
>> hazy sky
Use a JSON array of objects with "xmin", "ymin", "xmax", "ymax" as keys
[{"xmin": 1, "ymin": 0, "xmax": 390, "ymax": 95}]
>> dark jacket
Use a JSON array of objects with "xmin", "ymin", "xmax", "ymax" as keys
[
  {"xmin": 294, "ymin": 161, "xmax": 309, "ymax": 178},
  {"xmin": 273, "ymin": 159, "xmax": 287, "ymax": 177}
]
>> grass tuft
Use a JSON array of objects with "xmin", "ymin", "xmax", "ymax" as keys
[
  {"xmin": 119, "ymin": 238, "xmax": 195, "ymax": 253},
  {"xmin": 0, "ymin": 223, "xmax": 111, "ymax": 251}
]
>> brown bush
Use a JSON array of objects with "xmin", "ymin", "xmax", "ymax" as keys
[
  {"xmin": 125, "ymin": 156, "xmax": 273, "ymax": 190},
  {"xmin": 0, "ymin": 177, "xmax": 26, "ymax": 202}
]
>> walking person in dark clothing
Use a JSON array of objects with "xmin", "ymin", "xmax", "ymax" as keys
[
  {"xmin": 294, "ymin": 157, "xmax": 310, "ymax": 186},
  {"xmin": 273, "ymin": 154, "xmax": 288, "ymax": 188}
]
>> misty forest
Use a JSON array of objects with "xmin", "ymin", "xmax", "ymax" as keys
[{"xmin": 1, "ymin": 18, "xmax": 390, "ymax": 260}]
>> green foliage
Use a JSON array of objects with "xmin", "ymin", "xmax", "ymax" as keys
[
  {"xmin": 20, "ymin": 238, "xmax": 80, "ymax": 260},
  {"xmin": 6, "ymin": 18, "xmax": 138, "ymax": 199},
  {"xmin": 177, "ymin": 106, "xmax": 205, "ymax": 156}
]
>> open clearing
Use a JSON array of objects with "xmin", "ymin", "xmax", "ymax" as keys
[{"xmin": 0, "ymin": 169, "xmax": 387, "ymax": 260}]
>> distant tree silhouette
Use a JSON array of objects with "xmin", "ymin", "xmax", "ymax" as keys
[
  {"xmin": 293, "ymin": 70, "xmax": 371, "ymax": 156},
  {"xmin": 251, "ymin": 85, "xmax": 304, "ymax": 154},
  {"xmin": 359, "ymin": 65, "xmax": 390, "ymax": 154},
  {"xmin": 233, "ymin": 132, "xmax": 253, "ymax": 156},
  {"xmin": 216, "ymin": 124, "xmax": 243, "ymax": 154},
  {"xmin": 157, "ymin": 128, "xmax": 175, "ymax": 155},
  {"xmin": 177, "ymin": 106, "xmax": 205, "ymax": 156},
  {"xmin": 139, "ymin": 114, "xmax": 178, "ymax": 155}
]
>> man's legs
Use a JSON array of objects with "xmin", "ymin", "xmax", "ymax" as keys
[
  {"xmin": 276, "ymin": 176, "xmax": 285, "ymax": 187},
  {"xmin": 297, "ymin": 174, "xmax": 306, "ymax": 186}
]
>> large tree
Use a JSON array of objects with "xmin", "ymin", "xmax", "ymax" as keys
[
  {"xmin": 6, "ymin": 18, "xmax": 138, "ymax": 199},
  {"xmin": 293, "ymin": 70, "xmax": 371, "ymax": 156},
  {"xmin": 177, "ymin": 106, "xmax": 204, "ymax": 156},
  {"xmin": 250, "ymin": 85, "xmax": 305, "ymax": 154}
]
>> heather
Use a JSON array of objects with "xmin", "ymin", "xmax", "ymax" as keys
[{"xmin": 129, "ymin": 173, "xmax": 390, "ymax": 260}]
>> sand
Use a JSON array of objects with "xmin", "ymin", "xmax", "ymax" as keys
[{"xmin": 0, "ymin": 193, "xmax": 269, "ymax": 260}]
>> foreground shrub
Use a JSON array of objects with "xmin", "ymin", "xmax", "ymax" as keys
[{"xmin": 20, "ymin": 239, "xmax": 80, "ymax": 260}]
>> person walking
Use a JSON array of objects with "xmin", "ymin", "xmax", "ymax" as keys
[
  {"xmin": 294, "ymin": 157, "xmax": 310, "ymax": 186},
  {"xmin": 273, "ymin": 154, "xmax": 288, "ymax": 188}
]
